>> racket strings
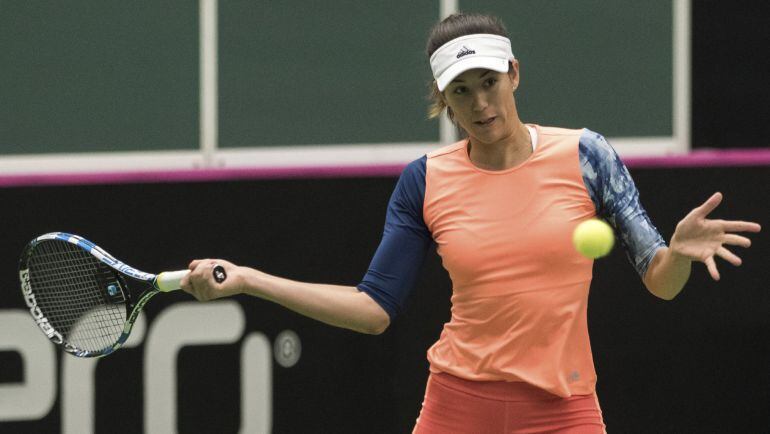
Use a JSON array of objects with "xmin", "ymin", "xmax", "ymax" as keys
[
  {"xmin": 31, "ymin": 246, "xmax": 118, "ymax": 348},
  {"xmin": 28, "ymin": 240, "xmax": 127, "ymax": 353},
  {"xmin": 33, "ymin": 245, "xmax": 124, "ymax": 350}
]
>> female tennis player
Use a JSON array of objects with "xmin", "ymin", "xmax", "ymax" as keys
[{"xmin": 181, "ymin": 13, "xmax": 761, "ymax": 433}]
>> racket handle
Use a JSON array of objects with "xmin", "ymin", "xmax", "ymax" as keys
[
  {"xmin": 156, "ymin": 265, "xmax": 227, "ymax": 292},
  {"xmin": 156, "ymin": 269, "xmax": 190, "ymax": 292}
]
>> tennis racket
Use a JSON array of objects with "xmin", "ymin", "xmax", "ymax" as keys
[{"xmin": 18, "ymin": 232, "xmax": 226, "ymax": 358}]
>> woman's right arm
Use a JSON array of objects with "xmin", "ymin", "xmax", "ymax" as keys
[
  {"xmin": 181, "ymin": 260, "xmax": 390, "ymax": 335},
  {"xmin": 181, "ymin": 156, "xmax": 432, "ymax": 335}
]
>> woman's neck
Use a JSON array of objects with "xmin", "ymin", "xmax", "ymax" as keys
[{"xmin": 467, "ymin": 121, "xmax": 532, "ymax": 171}]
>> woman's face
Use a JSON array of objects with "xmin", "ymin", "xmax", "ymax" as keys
[{"xmin": 442, "ymin": 62, "xmax": 520, "ymax": 145}]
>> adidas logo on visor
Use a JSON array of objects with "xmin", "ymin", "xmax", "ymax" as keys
[{"xmin": 456, "ymin": 46, "xmax": 476, "ymax": 58}]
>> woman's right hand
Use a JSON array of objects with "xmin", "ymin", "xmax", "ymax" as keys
[{"xmin": 180, "ymin": 258, "xmax": 245, "ymax": 301}]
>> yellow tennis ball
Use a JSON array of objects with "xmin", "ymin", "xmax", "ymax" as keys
[{"xmin": 573, "ymin": 219, "xmax": 615, "ymax": 259}]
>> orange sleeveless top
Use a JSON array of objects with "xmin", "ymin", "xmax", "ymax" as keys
[{"xmin": 423, "ymin": 125, "xmax": 597, "ymax": 397}]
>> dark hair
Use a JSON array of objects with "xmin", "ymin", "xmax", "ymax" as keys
[{"xmin": 426, "ymin": 13, "xmax": 510, "ymax": 119}]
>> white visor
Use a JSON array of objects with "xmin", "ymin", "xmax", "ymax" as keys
[{"xmin": 430, "ymin": 34, "xmax": 515, "ymax": 91}]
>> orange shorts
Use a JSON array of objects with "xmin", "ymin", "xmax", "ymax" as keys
[{"xmin": 413, "ymin": 372, "xmax": 606, "ymax": 434}]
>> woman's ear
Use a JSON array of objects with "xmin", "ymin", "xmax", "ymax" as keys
[{"xmin": 509, "ymin": 60, "xmax": 520, "ymax": 91}]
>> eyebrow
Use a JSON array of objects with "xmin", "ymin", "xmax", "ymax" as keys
[{"xmin": 451, "ymin": 70, "xmax": 493, "ymax": 84}]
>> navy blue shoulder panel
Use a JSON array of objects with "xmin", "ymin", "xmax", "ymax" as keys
[
  {"xmin": 357, "ymin": 156, "xmax": 432, "ymax": 320},
  {"xmin": 579, "ymin": 129, "xmax": 666, "ymax": 278}
]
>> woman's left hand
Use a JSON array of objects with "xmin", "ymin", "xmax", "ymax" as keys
[{"xmin": 670, "ymin": 192, "xmax": 761, "ymax": 280}]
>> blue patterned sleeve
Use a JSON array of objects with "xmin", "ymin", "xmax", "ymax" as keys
[{"xmin": 579, "ymin": 129, "xmax": 667, "ymax": 278}]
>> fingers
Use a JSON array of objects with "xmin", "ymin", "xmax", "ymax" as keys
[
  {"xmin": 188, "ymin": 259, "xmax": 206, "ymax": 270},
  {"xmin": 704, "ymin": 246, "xmax": 744, "ymax": 282},
  {"xmin": 179, "ymin": 265, "xmax": 208, "ymax": 301},
  {"xmin": 716, "ymin": 246, "xmax": 742, "ymax": 266},
  {"xmin": 693, "ymin": 192, "xmax": 723, "ymax": 218},
  {"xmin": 189, "ymin": 258, "xmax": 235, "ymax": 270},
  {"xmin": 705, "ymin": 256, "xmax": 720, "ymax": 281},
  {"xmin": 186, "ymin": 277, "xmax": 208, "ymax": 301},
  {"xmin": 181, "ymin": 259, "xmax": 227, "ymax": 301},
  {"xmin": 716, "ymin": 220, "xmax": 762, "ymax": 233},
  {"xmin": 722, "ymin": 234, "xmax": 752, "ymax": 248},
  {"xmin": 179, "ymin": 274, "xmax": 190, "ymax": 289}
]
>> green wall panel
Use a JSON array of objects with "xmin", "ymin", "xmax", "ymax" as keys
[
  {"xmin": 0, "ymin": 1, "xmax": 199, "ymax": 154},
  {"xmin": 218, "ymin": 1, "xmax": 439, "ymax": 147},
  {"xmin": 462, "ymin": 0, "xmax": 673, "ymax": 136}
]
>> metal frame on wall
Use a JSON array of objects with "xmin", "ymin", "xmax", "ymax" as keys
[{"xmin": 0, "ymin": 0, "xmax": 690, "ymax": 177}]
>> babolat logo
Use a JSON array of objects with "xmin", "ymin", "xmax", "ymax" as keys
[
  {"xmin": 456, "ymin": 46, "xmax": 476, "ymax": 58},
  {"xmin": 20, "ymin": 269, "xmax": 64, "ymax": 345}
]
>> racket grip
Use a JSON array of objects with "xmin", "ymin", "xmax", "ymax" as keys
[
  {"xmin": 156, "ymin": 269, "xmax": 190, "ymax": 292},
  {"xmin": 156, "ymin": 265, "xmax": 227, "ymax": 292}
]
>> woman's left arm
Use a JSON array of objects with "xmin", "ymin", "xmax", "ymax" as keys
[
  {"xmin": 642, "ymin": 192, "xmax": 761, "ymax": 300},
  {"xmin": 579, "ymin": 130, "xmax": 762, "ymax": 300}
]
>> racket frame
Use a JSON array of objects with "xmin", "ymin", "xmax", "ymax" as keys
[{"xmin": 19, "ymin": 232, "xmax": 178, "ymax": 358}]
